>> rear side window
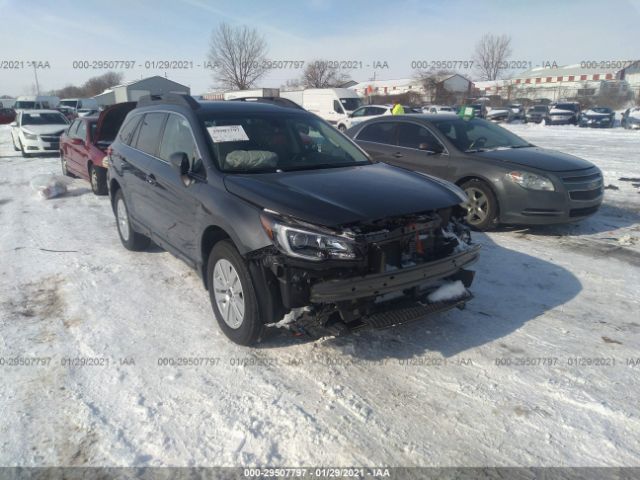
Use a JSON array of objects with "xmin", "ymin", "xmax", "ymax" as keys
[
  {"xmin": 158, "ymin": 114, "xmax": 199, "ymax": 164},
  {"xmin": 397, "ymin": 123, "xmax": 441, "ymax": 150},
  {"xmin": 134, "ymin": 113, "xmax": 166, "ymax": 155},
  {"xmin": 68, "ymin": 119, "xmax": 81, "ymax": 136},
  {"xmin": 357, "ymin": 122, "xmax": 397, "ymax": 145},
  {"xmin": 118, "ymin": 115, "xmax": 142, "ymax": 145},
  {"xmin": 75, "ymin": 121, "xmax": 87, "ymax": 141}
]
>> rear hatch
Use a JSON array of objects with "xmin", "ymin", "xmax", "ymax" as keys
[{"xmin": 94, "ymin": 102, "xmax": 136, "ymax": 151}]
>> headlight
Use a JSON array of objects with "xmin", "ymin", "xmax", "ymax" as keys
[
  {"xmin": 260, "ymin": 212, "xmax": 358, "ymax": 261},
  {"xmin": 506, "ymin": 171, "xmax": 555, "ymax": 191},
  {"xmin": 22, "ymin": 131, "xmax": 38, "ymax": 140}
]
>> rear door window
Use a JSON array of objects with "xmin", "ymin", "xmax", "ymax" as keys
[
  {"xmin": 134, "ymin": 113, "xmax": 167, "ymax": 155},
  {"xmin": 118, "ymin": 115, "xmax": 142, "ymax": 146},
  {"xmin": 357, "ymin": 122, "xmax": 397, "ymax": 145}
]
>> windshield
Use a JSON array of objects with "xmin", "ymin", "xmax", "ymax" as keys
[
  {"xmin": 15, "ymin": 101, "xmax": 36, "ymax": 109},
  {"xmin": 433, "ymin": 117, "xmax": 531, "ymax": 152},
  {"xmin": 201, "ymin": 113, "xmax": 370, "ymax": 173},
  {"xmin": 532, "ymin": 106, "xmax": 547, "ymax": 112},
  {"xmin": 60, "ymin": 100, "xmax": 78, "ymax": 108},
  {"xmin": 22, "ymin": 113, "xmax": 68, "ymax": 126},
  {"xmin": 340, "ymin": 97, "xmax": 362, "ymax": 112},
  {"xmin": 555, "ymin": 103, "xmax": 578, "ymax": 112},
  {"xmin": 591, "ymin": 107, "xmax": 611, "ymax": 113}
]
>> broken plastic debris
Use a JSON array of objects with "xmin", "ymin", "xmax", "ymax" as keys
[
  {"xmin": 427, "ymin": 280, "xmax": 467, "ymax": 303},
  {"xmin": 30, "ymin": 175, "xmax": 72, "ymax": 199}
]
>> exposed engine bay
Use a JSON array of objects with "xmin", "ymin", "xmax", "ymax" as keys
[{"xmin": 255, "ymin": 206, "xmax": 480, "ymax": 336}]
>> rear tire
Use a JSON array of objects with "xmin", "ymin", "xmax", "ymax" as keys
[
  {"xmin": 338, "ymin": 124, "xmax": 347, "ymax": 133},
  {"xmin": 113, "ymin": 189, "xmax": 150, "ymax": 251},
  {"xmin": 89, "ymin": 164, "xmax": 108, "ymax": 195},
  {"xmin": 461, "ymin": 179, "xmax": 499, "ymax": 231},
  {"xmin": 60, "ymin": 153, "xmax": 73, "ymax": 177},
  {"xmin": 208, "ymin": 240, "xmax": 264, "ymax": 346}
]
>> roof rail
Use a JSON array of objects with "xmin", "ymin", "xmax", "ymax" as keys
[
  {"xmin": 228, "ymin": 96, "xmax": 305, "ymax": 110},
  {"xmin": 137, "ymin": 93, "xmax": 200, "ymax": 110}
]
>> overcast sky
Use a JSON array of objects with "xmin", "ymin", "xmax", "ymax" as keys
[{"xmin": 1, "ymin": 0, "xmax": 639, "ymax": 96}]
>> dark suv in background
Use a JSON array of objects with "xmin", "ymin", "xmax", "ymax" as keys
[{"xmin": 107, "ymin": 95, "xmax": 480, "ymax": 345}]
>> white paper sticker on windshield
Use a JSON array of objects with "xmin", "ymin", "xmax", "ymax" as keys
[{"xmin": 207, "ymin": 125, "xmax": 250, "ymax": 143}]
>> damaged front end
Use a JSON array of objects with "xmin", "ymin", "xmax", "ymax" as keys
[{"xmin": 255, "ymin": 206, "xmax": 480, "ymax": 336}]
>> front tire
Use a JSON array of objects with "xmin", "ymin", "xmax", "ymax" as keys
[
  {"xmin": 89, "ymin": 164, "xmax": 108, "ymax": 195},
  {"xmin": 338, "ymin": 124, "xmax": 347, "ymax": 133},
  {"xmin": 113, "ymin": 189, "xmax": 150, "ymax": 251},
  {"xmin": 461, "ymin": 179, "xmax": 499, "ymax": 231},
  {"xmin": 208, "ymin": 240, "xmax": 264, "ymax": 346}
]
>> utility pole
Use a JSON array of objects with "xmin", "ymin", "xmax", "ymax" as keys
[{"xmin": 33, "ymin": 63, "xmax": 40, "ymax": 95}]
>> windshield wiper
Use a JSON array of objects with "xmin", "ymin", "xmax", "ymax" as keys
[
  {"xmin": 509, "ymin": 144, "xmax": 533, "ymax": 149},
  {"xmin": 465, "ymin": 148, "xmax": 487, "ymax": 153},
  {"xmin": 279, "ymin": 162, "xmax": 366, "ymax": 172}
]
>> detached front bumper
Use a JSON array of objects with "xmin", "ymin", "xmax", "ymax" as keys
[{"xmin": 310, "ymin": 245, "xmax": 480, "ymax": 303}]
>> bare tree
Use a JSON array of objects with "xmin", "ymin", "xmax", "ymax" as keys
[
  {"xmin": 208, "ymin": 22, "xmax": 268, "ymax": 90},
  {"xmin": 301, "ymin": 60, "xmax": 351, "ymax": 88},
  {"xmin": 473, "ymin": 33, "xmax": 512, "ymax": 81},
  {"xmin": 281, "ymin": 78, "xmax": 303, "ymax": 91},
  {"xmin": 82, "ymin": 72, "xmax": 124, "ymax": 96}
]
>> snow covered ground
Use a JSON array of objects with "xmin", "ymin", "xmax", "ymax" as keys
[{"xmin": 1, "ymin": 123, "xmax": 639, "ymax": 467}]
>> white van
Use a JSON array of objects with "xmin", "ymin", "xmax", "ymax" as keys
[
  {"xmin": 280, "ymin": 88, "xmax": 363, "ymax": 131},
  {"xmin": 59, "ymin": 98, "xmax": 99, "ymax": 112},
  {"xmin": 14, "ymin": 96, "xmax": 60, "ymax": 110}
]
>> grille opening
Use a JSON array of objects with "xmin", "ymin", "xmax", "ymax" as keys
[
  {"xmin": 569, "ymin": 206, "xmax": 600, "ymax": 218},
  {"xmin": 570, "ymin": 189, "xmax": 602, "ymax": 201}
]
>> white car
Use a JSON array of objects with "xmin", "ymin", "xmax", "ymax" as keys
[
  {"xmin": 10, "ymin": 110, "xmax": 69, "ymax": 157},
  {"xmin": 338, "ymin": 105, "xmax": 394, "ymax": 131},
  {"xmin": 423, "ymin": 105, "xmax": 457, "ymax": 115}
]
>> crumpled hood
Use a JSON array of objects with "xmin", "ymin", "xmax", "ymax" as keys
[
  {"xmin": 474, "ymin": 147, "xmax": 595, "ymax": 172},
  {"xmin": 224, "ymin": 162, "xmax": 464, "ymax": 227}
]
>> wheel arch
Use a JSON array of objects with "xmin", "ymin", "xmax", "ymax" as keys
[
  {"xmin": 200, "ymin": 225, "xmax": 232, "ymax": 289},
  {"xmin": 455, "ymin": 175, "xmax": 501, "ymax": 217},
  {"xmin": 109, "ymin": 178, "xmax": 121, "ymax": 211}
]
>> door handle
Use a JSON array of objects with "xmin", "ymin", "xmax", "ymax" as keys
[
  {"xmin": 146, "ymin": 174, "xmax": 158, "ymax": 186},
  {"xmin": 393, "ymin": 152, "xmax": 404, "ymax": 158}
]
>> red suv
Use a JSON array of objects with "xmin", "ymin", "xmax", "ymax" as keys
[
  {"xmin": 0, "ymin": 108, "xmax": 16, "ymax": 125},
  {"xmin": 60, "ymin": 103, "xmax": 135, "ymax": 195}
]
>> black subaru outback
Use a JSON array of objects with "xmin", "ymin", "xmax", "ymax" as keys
[{"xmin": 107, "ymin": 94, "xmax": 480, "ymax": 345}]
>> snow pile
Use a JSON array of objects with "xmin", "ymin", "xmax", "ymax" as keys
[
  {"xmin": 29, "ymin": 174, "xmax": 71, "ymax": 199},
  {"xmin": 427, "ymin": 280, "xmax": 467, "ymax": 303}
]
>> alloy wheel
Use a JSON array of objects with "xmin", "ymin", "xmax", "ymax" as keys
[
  {"xmin": 213, "ymin": 259, "xmax": 245, "ymax": 329},
  {"xmin": 116, "ymin": 197, "xmax": 130, "ymax": 242},
  {"xmin": 464, "ymin": 187, "xmax": 489, "ymax": 225}
]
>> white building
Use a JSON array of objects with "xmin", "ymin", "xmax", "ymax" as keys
[
  {"xmin": 351, "ymin": 78, "xmax": 424, "ymax": 97},
  {"xmin": 93, "ymin": 76, "xmax": 190, "ymax": 106},
  {"xmin": 351, "ymin": 74, "xmax": 472, "ymax": 103},
  {"xmin": 474, "ymin": 62, "xmax": 638, "ymax": 102}
]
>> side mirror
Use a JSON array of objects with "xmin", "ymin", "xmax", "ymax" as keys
[
  {"xmin": 169, "ymin": 152, "xmax": 190, "ymax": 176},
  {"xmin": 419, "ymin": 143, "xmax": 443, "ymax": 154}
]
